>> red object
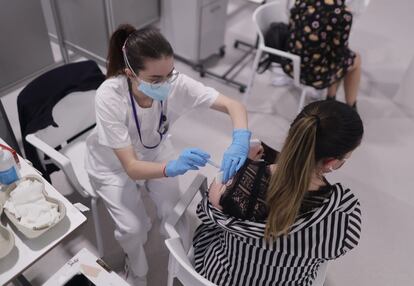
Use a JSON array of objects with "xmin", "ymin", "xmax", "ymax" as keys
[{"xmin": 0, "ymin": 144, "xmax": 20, "ymax": 167}]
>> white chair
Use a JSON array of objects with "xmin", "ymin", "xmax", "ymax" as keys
[
  {"xmin": 314, "ymin": 261, "xmax": 328, "ymax": 286},
  {"xmin": 346, "ymin": 0, "xmax": 371, "ymax": 17},
  {"xmin": 164, "ymin": 174, "xmax": 217, "ymax": 286},
  {"xmin": 245, "ymin": 1, "xmax": 317, "ymax": 114},
  {"xmin": 25, "ymin": 90, "xmax": 104, "ymax": 258},
  {"xmin": 246, "ymin": 0, "xmax": 371, "ymax": 114},
  {"xmin": 164, "ymin": 174, "xmax": 328, "ymax": 286}
]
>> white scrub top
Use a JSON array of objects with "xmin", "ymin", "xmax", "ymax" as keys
[{"xmin": 85, "ymin": 74, "xmax": 219, "ymax": 186}]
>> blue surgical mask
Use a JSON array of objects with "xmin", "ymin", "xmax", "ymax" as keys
[{"xmin": 138, "ymin": 80, "xmax": 171, "ymax": 101}]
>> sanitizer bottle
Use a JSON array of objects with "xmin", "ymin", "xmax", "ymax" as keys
[{"xmin": 0, "ymin": 148, "xmax": 21, "ymax": 185}]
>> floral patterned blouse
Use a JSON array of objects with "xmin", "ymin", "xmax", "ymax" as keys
[{"xmin": 282, "ymin": 0, "xmax": 356, "ymax": 89}]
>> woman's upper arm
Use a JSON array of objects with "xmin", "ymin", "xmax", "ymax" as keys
[
  {"xmin": 208, "ymin": 178, "xmax": 225, "ymax": 210},
  {"xmin": 177, "ymin": 74, "xmax": 219, "ymax": 110},
  {"xmin": 210, "ymin": 94, "xmax": 243, "ymax": 113}
]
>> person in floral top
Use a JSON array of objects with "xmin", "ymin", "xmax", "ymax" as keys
[{"xmin": 282, "ymin": 0, "xmax": 361, "ymax": 109}]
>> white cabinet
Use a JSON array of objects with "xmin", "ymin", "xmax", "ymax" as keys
[{"xmin": 161, "ymin": 0, "xmax": 228, "ymax": 63}]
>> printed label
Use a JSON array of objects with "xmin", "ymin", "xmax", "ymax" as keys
[{"xmin": 0, "ymin": 167, "xmax": 19, "ymax": 185}]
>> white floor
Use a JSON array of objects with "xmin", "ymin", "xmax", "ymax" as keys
[{"xmin": 2, "ymin": 0, "xmax": 414, "ymax": 285}]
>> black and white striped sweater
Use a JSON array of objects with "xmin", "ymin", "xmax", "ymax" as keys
[{"xmin": 193, "ymin": 183, "xmax": 362, "ymax": 286}]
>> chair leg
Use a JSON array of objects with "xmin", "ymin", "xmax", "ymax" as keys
[
  {"xmin": 244, "ymin": 48, "xmax": 263, "ymax": 104},
  {"xmin": 167, "ymin": 255, "xmax": 176, "ymax": 286},
  {"xmin": 91, "ymin": 197, "xmax": 104, "ymax": 258},
  {"xmin": 167, "ymin": 271, "xmax": 174, "ymax": 286},
  {"xmin": 298, "ymin": 88, "xmax": 307, "ymax": 114}
]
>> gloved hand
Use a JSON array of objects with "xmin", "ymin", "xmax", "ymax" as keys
[
  {"xmin": 165, "ymin": 148, "xmax": 210, "ymax": 177},
  {"xmin": 220, "ymin": 129, "xmax": 251, "ymax": 183}
]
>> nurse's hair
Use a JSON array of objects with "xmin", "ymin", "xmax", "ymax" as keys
[
  {"xmin": 106, "ymin": 24, "xmax": 173, "ymax": 78},
  {"xmin": 265, "ymin": 100, "xmax": 363, "ymax": 239}
]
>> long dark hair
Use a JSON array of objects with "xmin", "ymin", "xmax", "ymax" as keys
[
  {"xmin": 265, "ymin": 100, "xmax": 364, "ymax": 238},
  {"xmin": 106, "ymin": 24, "xmax": 174, "ymax": 78}
]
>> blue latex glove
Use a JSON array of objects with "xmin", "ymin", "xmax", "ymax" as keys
[
  {"xmin": 165, "ymin": 148, "xmax": 210, "ymax": 177},
  {"xmin": 220, "ymin": 129, "xmax": 251, "ymax": 183}
]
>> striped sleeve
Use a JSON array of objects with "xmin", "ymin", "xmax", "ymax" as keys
[{"xmin": 338, "ymin": 187, "xmax": 362, "ymax": 254}]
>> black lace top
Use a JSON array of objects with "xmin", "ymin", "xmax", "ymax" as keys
[{"xmin": 219, "ymin": 143, "xmax": 333, "ymax": 222}]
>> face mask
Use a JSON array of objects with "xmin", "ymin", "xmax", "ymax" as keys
[{"xmin": 138, "ymin": 80, "xmax": 171, "ymax": 101}]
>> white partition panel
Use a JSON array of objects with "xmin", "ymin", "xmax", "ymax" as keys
[
  {"xmin": 111, "ymin": 0, "xmax": 160, "ymax": 31},
  {"xmin": 0, "ymin": 0, "xmax": 55, "ymax": 95},
  {"xmin": 54, "ymin": 0, "xmax": 110, "ymax": 63}
]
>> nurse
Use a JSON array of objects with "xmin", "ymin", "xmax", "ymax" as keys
[{"xmin": 85, "ymin": 24, "xmax": 250, "ymax": 285}]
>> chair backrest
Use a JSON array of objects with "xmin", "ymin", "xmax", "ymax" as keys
[
  {"xmin": 393, "ymin": 56, "xmax": 414, "ymax": 117},
  {"xmin": 253, "ymin": 1, "xmax": 290, "ymax": 46},
  {"xmin": 165, "ymin": 237, "xmax": 217, "ymax": 286},
  {"xmin": 35, "ymin": 90, "xmax": 96, "ymax": 148},
  {"xmin": 346, "ymin": 0, "xmax": 370, "ymax": 17},
  {"xmin": 0, "ymin": 99, "xmax": 21, "ymax": 154},
  {"xmin": 18, "ymin": 60, "xmax": 104, "ymax": 180},
  {"xmin": 165, "ymin": 174, "xmax": 215, "ymax": 286}
]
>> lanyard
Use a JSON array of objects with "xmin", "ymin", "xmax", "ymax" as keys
[{"xmin": 128, "ymin": 81, "xmax": 167, "ymax": 149}]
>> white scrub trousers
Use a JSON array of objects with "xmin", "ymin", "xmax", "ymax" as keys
[{"xmin": 89, "ymin": 144, "xmax": 189, "ymax": 278}]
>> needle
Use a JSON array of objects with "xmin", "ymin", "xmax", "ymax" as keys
[{"xmin": 206, "ymin": 159, "xmax": 220, "ymax": 169}]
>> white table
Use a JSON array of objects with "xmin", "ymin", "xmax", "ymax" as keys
[
  {"xmin": 0, "ymin": 138, "xmax": 87, "ymax": 285},
  {"xmin": 43, "ymin": 248, "xmax": 129, "ymax": 286}
]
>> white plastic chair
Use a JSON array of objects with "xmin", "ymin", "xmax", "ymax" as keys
[
  {"xmin": 245, "ymin": 1, "xmax": 316, "ymax": 114},
  {"xmin": 164, "ymin": 174, "xmax": 328, "ymax": 286},
  {"xmin": 164, "ymin": 174, "xmax": 217, "ymax": 286},
  {"xmin": 346, "ymin": 0, "xmax": 371, "ymax": 17},
  {"xmin": 25, "ymin": 90, "xmax": 104, "ymax": 258}
]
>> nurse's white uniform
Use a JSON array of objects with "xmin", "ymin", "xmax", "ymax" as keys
[{"xmin": 85, "ymin": 74, "xmax": 218, "ymax": 277}]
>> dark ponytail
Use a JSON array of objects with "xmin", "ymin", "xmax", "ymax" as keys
[
  {"xmin": 265, "ymin": 100, "xmax": 363, "ymax": 238},
  {"xmin": 106, "ymin": 24, "xmax": 174, "ymax": 78},
  {"xmin": 106, "ymin": 24, "xmax": 136, "ymax": 78}
]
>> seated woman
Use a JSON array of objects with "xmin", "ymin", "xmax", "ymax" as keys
[
  {"xmin": 193, "ymin": 100, "xmax": 364, "ymax": 286},
  {"xmin": 282, "ymin": 0, "xmax": 361, "ymax": 109}
]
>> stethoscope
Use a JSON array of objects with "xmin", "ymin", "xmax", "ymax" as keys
[{"xmin": 128, "ymin": 80, "xmax": 169, "ymax": 149}]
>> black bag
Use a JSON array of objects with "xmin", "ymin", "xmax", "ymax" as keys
[{"xmin": 258, "ymin": 22, "xmax": 290, "ymax": 74}]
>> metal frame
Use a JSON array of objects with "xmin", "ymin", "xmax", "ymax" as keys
[
  {"xmin": 49, "ymin": 0, "xmax": 112, "ymax": 66},
  {"xmin": 49, "ymin": 0, "xmax": 70, "ymax": 63},
  {"xmin": 194, "ymin": 44, "xmax": 252, "ymax": 93},
  {"xmin": 176, "ymin": 0, "xmax": 268, "ymax": 93},
  {"xmin": 49, "ymin": 0, "xmax": 160, "ymax": 67}
]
